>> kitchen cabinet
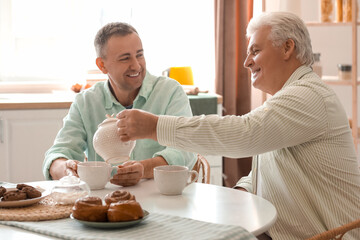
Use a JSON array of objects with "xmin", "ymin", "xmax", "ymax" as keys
[
  {"xmin": 203, "ymin": 155, "xmax": 223, "ymax": 186},
  {"xmin": 0, "ymin": 94, "xmax": 224, "ymax": 185},
  {"xmin": 0, "ymin": 109, "xmax": 68, "ymax": 183},
  {"xmin": 189, "ymin": 94, "xmax": 224, "ymax": 185}
]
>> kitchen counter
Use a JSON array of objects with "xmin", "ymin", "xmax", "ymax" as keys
[
  {"xmin": 0, "ymin": 92, "xmax": 223, "ymax": 185},
  {"xmin": 0, "ymin": 92, "xmax": 222, "ymax": 111},
  {"xmin": 0, "ymin": 92, "xmax": 75, "ymax": 110}
]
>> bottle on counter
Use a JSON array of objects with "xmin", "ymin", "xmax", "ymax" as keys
[
  {"xmin": 337, "ymin": 64, "xmax": 352, "ymax": 81},
  {"xmin": 312, "ymin": 53, "xmax": 323, "ymax": 78}
]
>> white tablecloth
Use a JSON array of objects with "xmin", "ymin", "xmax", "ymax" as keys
[{"xmin": 0, "ymin": 212, "xmax": 256, "ymax": 240}]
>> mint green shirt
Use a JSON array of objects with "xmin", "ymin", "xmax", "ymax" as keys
[{"xmin": 43, "ymin": 71, "xmax": 196, "ymax": 179}]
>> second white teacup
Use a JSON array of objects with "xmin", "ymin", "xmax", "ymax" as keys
[
  {"xmin": 77, "ymin": 162, "xmax": 117, "ymax": 190},
  {"xmin": 153, "ymin": 165, "xmax": 199, "ymax": 195}
]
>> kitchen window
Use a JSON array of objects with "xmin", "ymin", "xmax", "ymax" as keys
[{"xmin": 0, "ymin": 0, "xmax": 215, "ymax": 93}]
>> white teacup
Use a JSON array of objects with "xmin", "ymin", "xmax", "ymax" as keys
[
  {"xmin": 153, "ymin": 165, "xmax": 199, "ymax": 195},
  {"xmin": 77, "ymin": 162, "xmax": 117, "ymax": 190}
]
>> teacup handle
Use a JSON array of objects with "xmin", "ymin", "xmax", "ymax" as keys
[
  {"xmin": 108, "ymin": 166, "xmax": 120, "ymax": 180},
  {"xmin": 187, "ymin": 170, "xmax": 199, "ymax": 186},
  {"xmin": 162, "ymin": 68, "xmax": 170, "ymax": 77}
]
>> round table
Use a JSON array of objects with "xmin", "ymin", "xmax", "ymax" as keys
[{"xmin": 0, "ymin": 180, "xmax": 277, "ymax": 239}]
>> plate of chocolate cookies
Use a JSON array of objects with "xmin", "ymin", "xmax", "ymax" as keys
[{"xmin": 0, "ymin": 184, "xmax": 49, "ymax": 208}]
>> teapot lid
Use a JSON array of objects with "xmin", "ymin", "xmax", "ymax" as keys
[{"xmin": 100, "ymin": 114, "xmax": 117, "ymax": 125}]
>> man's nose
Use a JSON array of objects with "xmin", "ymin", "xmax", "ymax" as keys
[
  {"xmin": 129, "ymin": 58, "xmax": 141, "ymax": 70},
  {"xmin": 244, "ymin": 55, "xmax": 253, "ymax": 68}
]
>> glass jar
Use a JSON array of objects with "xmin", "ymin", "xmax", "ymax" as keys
[
  {"xmin": 343, "ymin": 0, "xmax": 352, "ymax": 22},
  {"xmin": 337, "ymin": 64, "xmax": 352, "ymax": 81},
  {"xmin": 50, "ymin": 176, "xmax": 90, "ymax": 205},
  {"xmin": 312, "ymin": 53, "xmax": 323, "ymax": 78},
  {"xmin": 321, "ymin": 0, "xmax": 334, "ymax": 22}
]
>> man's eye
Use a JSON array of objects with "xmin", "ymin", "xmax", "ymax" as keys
[
  {"xmin": 119, "ymin": 57, "xmax": 129, "ymax": 61},
  {"xmin": 137, "ymin": 53, "xmax": 144, "ymax": 58},
  {"xmin": 247, "ymin": 49, "xmax": 259, "ymax": 56}
]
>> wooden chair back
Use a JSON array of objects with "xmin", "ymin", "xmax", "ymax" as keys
[
  {"xmin": 192, "ymin": 154, "xmax": 210, "ymax": 184},
  {"xmin": 306, "ymin": 218, "xmax": 360, "ymax": 240}
]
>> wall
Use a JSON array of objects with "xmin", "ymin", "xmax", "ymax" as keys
[
  {"xmin": 253, "ymin": 0, "xmax": 360, "ymax": 115},
  {"xmin": 302, "ymin": 0, "xmax": 360, "ymax": 122},
  {"xmin": 251, "ymin": 0, "xmax": 360, "ymax": 161}
]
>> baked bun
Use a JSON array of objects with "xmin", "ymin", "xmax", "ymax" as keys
[
  {"xmin": 107, "ymin": 200, "xmax": 144, "ymax": 222},
  {"xmin": 72, "ymin": 196, "xmax": 108, "ymax": 222},
  {"xmin": 104, "ymin": 190, "xmax": 136, "ymax": 205}
]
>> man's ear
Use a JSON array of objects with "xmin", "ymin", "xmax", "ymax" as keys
[
  {"xmin": 96, "ymin": 57, "xmax": 108, "ymax": 74},
  {"xmin": 283, "ymin": 39, "xmax": 296, "ymax": 60}
]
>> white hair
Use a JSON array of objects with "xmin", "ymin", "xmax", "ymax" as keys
[{"xmin": 247, "ymin": 12, "xmax": 314, "ymax": 66}]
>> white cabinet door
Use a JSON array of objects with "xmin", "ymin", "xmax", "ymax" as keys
[
  {"xmin": 204, "ymin": 155, "xmax": 223, "ymax": 186},
  {"xmin": 0, "ymin": 109, "xmax": 68, "ymax": 183},
  {"xmin": 202, "ymin": 103, "xmax": 223, "ymax": 186},
  {"xmin": 209, "ymin": 103, "xmax": 224, "ymax": 186},
  {"xmin": 0, "ymin": 103, "xmax": 224, "ymax": 184}
]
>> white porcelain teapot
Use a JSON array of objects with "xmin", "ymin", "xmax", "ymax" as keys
[{"xmin": 93, "ymin": 114, "xmax": 136, "ymax": 164}]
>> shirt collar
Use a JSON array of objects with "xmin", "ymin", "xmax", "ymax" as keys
[
  {"xmin": 104, "ymin": 70, "xmax": 156, "ymax": 109},
  {"xmin": 281, "ymin": 65, "xmax": 313, "ymax": 90},
  {"xmin": 137, "ymin": 71, "xmax": 157, "ymax": 101}
]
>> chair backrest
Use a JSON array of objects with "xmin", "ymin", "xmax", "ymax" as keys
[
  {"xmin": 306, "ymin": 218, "xmax": 360, "ymax": 240},
  {"xmin": 192, "ymin": 154, "xmax": 210, "ymax": 184}
]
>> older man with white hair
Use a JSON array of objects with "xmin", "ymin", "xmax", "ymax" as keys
[{"xmin": 116, "ymin": 12, "xmax": 360, "ymax": 240}]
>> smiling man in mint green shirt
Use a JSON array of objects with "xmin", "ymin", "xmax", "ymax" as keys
[{"xmin": 43, "ymin": 22, "xmax": 196, "ymax": 186}]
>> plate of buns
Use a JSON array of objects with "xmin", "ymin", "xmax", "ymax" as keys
[
  {"xmin": 70, "ymin": 210, "xmax": 149, "ymax": 229},
  {"xmin": 71, "ymin": 191, "xmax": 149, "ymax": 229},
  {"xmin": 0, "ymin": 184, "xmax": 49, "ymax": 208}
]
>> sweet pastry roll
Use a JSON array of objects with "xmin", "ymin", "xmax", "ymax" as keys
[
  {"xmin": 72, "ymin": 196, "xmax": 108, "ymax": 222},
  {"xmin": 107, "ymin": 200, "xmax": 144, "ymax": 222},
  {"xmin": 104, "ymin": 190, "xmax": 136, "ymax": 205}
]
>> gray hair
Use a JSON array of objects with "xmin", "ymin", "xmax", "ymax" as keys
[
  {"xmin": 247, "ymin": 12, "xmax": 314, "ymax": 66},
  {"xmin": 94, "ymin": 22, "xmax": 138, "ymax": 58}
]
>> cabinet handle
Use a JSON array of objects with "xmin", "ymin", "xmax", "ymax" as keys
[{"xmin": 0, "ymin": 119, "xmax": 3, "ymax": 143}]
